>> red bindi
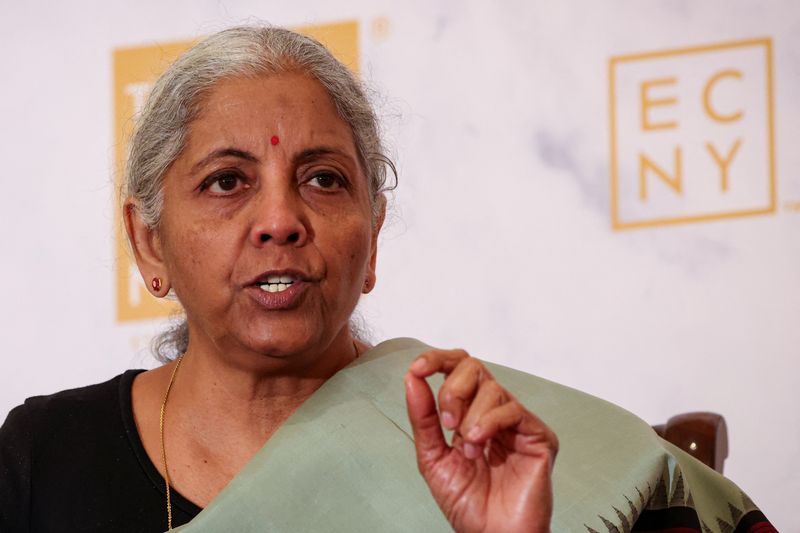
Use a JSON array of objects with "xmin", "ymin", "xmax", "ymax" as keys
[{"xmin": 270, "ymin": 135, "xmax": 280, "ymax": 145}]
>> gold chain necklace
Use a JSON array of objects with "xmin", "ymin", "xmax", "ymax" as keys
[
  {"xmin": 158, "ymin": 342, "xmax": 360, "ymax": 529},
  {"xmin": 160, "ymin": 353, "xmax": 184, "ymax": 530}
]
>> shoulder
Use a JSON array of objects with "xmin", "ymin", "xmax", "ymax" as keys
[
  {"xmin": 0, "ymin": 370, "xmax": 145, "ymax": 530},
  {"xmin": 357, "ymin": 337, "xmax": 655, "ymax": 436},
  {"xmin": 1, "ymin": 370, "xmax": 146, "ymax": 459},
  {"xmin": 362, "ymin": 338, "xmax": 645, "ymax": 417},
  {"xmin": 9, "ymin": 370, "xmax": 144, "ymax": 428}
]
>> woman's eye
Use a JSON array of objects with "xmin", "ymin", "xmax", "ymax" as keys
[
  {"xmin": 307, "ymin": 172, "xmax": 344, "ymax": 190},
  {"xmin": 201, "ymin": 172, "xmax": 245, "ymax": 194}
]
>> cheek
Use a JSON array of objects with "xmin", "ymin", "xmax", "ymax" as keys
[
  {"xmin": 347, "ymin": 229, "xmax": 374, "ymax": 281},
  {"xmin": 323, "ymin": 219, "xmax": 372, "ymax": 283},
  {"xmin": 162, "ymin": 217, "xmax": 240, "ymax": 298}
]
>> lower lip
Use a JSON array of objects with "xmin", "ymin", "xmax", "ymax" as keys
[{"xmin": 246, "ymin": 281, "xmax": 309, "ymax": 310}]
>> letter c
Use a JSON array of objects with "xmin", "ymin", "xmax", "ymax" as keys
[{"xmin": 703, "ymin": 69, "xmax": 744, "ymax": 123}]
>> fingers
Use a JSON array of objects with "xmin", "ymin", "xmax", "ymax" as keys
[
  {"xmin": 436, "ymin": 357, "xmax": 485, "ymax": 430},
  {"xmin": 411, "ymin": 349, "xmax": 495, "ymax": 429},
  {"xmin": 408, "ymin": 348, "xmax": 472, "ymax": 378},
  {"xmin": 464, "ymin": 400, "xmax": 559, "ymax": 462},
  {"xmin": 466, "ymin": 400, "xmax": 524, "ymax": 442},
  {"xmin": 460, "ymin": 379, "xmax": 507, "ymax": 437},
  {"xmin": 407, "ymin": 348, "xmax": 558, "ymax": 463},
  {"xmin": 404, "ymin": 371, "xmax": 448, "ymax": 473},
  {"xmin": 457, "ymin": 380, "xmax": 507, "ymax": 459}
]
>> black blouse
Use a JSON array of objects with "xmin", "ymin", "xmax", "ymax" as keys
[{"xmin": 0, "ymin": 370, "xmax": 202, "ymax": 532}]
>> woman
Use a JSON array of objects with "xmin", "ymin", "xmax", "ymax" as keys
[{"xmin": 0, "ymin": 26, "xmax": 775, "ymax": 533}]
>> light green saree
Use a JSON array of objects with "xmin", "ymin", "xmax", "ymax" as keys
[{"xmin": 174, "ymin": 338, "xmax": 773, "ymax": 532}]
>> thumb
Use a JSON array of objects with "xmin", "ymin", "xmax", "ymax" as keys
[{"xmin": 405, "ymin": 372, "xmax": 448, "ymax": 473}]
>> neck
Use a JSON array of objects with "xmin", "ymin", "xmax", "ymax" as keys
[{"xmin": 169, "ymin": 327, "xmax": 361, "ymax": 448}]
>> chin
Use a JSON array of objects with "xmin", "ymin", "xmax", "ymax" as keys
[{"xmin": 238, "ymin": 317, "xmax": 334, "ymax": 359}]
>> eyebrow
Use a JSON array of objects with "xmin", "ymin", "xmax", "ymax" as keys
[
  {"xmin": 190, "ymin": 148, "xmax": 260, "ymax": 174},
  {"xmin": 190, "ymin": 145, "xmax": 353, "ymax": 175},
  {"xmin": 294, "ymin": 146, "xmax": 352, "ymax": 166}
]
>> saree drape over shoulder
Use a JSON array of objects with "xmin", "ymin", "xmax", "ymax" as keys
[{"xmin": 174, "ymin": 338, "xmax": 775, "ymax": 533}]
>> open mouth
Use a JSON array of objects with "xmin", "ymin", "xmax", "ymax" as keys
[{"xmin": 257, "ymin": 274, "xmax": 297, "ymax": 293}]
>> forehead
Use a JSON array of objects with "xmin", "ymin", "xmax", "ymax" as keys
[{"xmin": 187, "ymin": 72, "xmax": 355, "ymax": 150}]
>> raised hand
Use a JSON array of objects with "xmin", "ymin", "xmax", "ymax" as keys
[{"xmin": 405, "ymin": 349, "xmax": 558, "ymax": 533}]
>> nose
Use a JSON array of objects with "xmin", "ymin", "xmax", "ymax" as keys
[{"xmin": 249, "ymin": 188, "xmax": 309, "ymax": 247}]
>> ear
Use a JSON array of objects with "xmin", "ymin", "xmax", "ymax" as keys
[
  {"xmin": 123, "ymin": 198, "xmax": 169, "ymax": 297},
  {"xmin": 363, "ymin": 196, "xmax": 386, "ymax": 295}
]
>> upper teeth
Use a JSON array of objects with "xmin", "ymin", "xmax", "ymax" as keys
[
  {"xmin": 266, "ymin": 275, "xmax": 295, "ymax": 283},
  {"xmin": 259, "ymin": 275, "xmax": 296, "ymax": 293}
]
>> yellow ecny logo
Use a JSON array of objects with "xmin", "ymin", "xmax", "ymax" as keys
[
  {"xmin": 113, "ymin": 21, "xmax": 359, "ymax": 321},
  {"xmin": 608, "ymin": 38, "xmax": 776, "ymax": 230}
]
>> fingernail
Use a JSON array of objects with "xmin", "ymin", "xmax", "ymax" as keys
[
  {"xmin": 463, "ymin": 442, "xmax": 481, "ymax": 460},
  {"xmin": 410, "ymin": 357, "xmax": 426, "ymax": 373},
  {"xmin": 466, "ymin": 426, "xmax": 481, "ymax": 440},
  {"xmin": 441, "ymin": 411, "xmax": 456, "ymax": 429}
]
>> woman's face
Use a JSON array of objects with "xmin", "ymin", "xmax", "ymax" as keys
[{"xmin": 148, "ymin": 72, "xmax": 380, "ymax": 359}]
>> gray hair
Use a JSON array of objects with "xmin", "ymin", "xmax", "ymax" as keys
[{"xmin": 124, "ymin": 25, "xmax": 395, "ymax": 362}]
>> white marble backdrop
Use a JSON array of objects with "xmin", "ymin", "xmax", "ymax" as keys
[{"xmin": 1, "ymin": 1, "xmax": 797, "ymax": 529}]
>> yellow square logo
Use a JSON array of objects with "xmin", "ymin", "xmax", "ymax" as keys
[
  {"xmin": 113, "ymin": 21, "xmax": 359, "ymax": 321},
  {"xmin": 608, "ymin": 38, "xmax": 776, "ymax": 230}
]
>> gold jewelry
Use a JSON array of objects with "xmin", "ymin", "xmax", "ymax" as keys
[
  {"xmin": 160, "ymin": 354, "xmax": 185, "ymax": 530},
  {"xmin": 159, "ymin": 342, "xmax": 358, "ymax": 529}
]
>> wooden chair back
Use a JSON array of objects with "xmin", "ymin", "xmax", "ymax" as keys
[{"xmin": 653, "ymin": 412, "xmax": 728, "ymax": 473}]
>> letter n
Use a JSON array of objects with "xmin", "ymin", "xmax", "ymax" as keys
[{"xmin": 639, "ymin": 147, "xmax": 682, "ymax": 201}]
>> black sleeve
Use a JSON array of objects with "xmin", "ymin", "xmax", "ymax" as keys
[{"xmin": 0, "ymin": 404, "xmax": 32, "ymax": 533}]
